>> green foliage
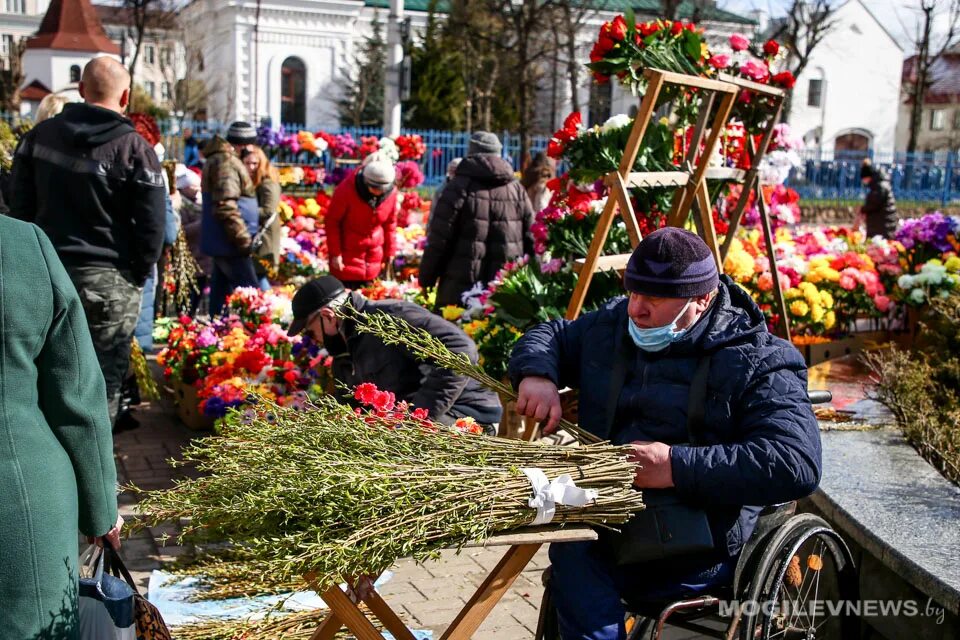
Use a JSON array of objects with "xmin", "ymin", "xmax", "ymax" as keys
[
  {"xmin": 338, "ymin": 16, "xmax": 386, "ymax": 127},
  {"xmin": 129, "ymin": 84, "xmax": 170, "ymax": 120},
  {"xmin": 404, "ymin": 5, "xmax": 466, "ymax": 129},
  {"xmin": 0, "ymin": 121, "xmax": 18, "ymax": 172},
  {"xmin": 866, "ymin": 294, "xmax": 960, "ymax": 486}
]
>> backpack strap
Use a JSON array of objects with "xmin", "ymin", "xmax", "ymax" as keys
[{"xmin": 686, "ymin": 354, "xmax": 712, "ymax": 446}]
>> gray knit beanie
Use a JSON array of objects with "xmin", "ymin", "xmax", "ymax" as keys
[
  {"xmin": 363, "ymin": 160, "xmax": 397, "ymax": 189},
  {"xmin": 226, "ymin": 121, "xmax": 257, "ymax": 145},
  {"xmin": 468, "ymin": 131, "xmax": 502, "ymax": 156}
]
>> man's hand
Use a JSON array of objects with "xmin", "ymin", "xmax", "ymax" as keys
[
  {"xmin": 629, "ymin": 441, "xmax": 674, "ymax": 488},
  {"xmin": 331, "ymin": 255, "xmax": 344, "ymax": 272},
  {"xmin": 516, "ymin": 376, "xmax": 562, "ymax": 434}
]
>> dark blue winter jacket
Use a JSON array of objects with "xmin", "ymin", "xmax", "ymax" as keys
[{"xmin": 508, "ymin": 277, "xmax": 821, "ymax": 557}]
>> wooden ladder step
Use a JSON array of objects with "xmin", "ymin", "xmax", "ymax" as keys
[
  {"xmin": 705, "ymin": 167, "xmax": 747, "ymax": 182},
  {"xmin": 573, "ymin": 254, "xmax": 631, "ymax": 274},
  {"xmin": 611, "ymin": 171, "xmax": 690, "ymax": 189}
]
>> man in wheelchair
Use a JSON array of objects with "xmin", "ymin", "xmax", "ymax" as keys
[{"xmin": 509, "ymin": 228, "xmax": 822, "ymax": 640}]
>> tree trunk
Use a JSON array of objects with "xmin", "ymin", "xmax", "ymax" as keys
[{"xmin": 907, "ymin": 6, "xmax": 935, "ymax": 154}]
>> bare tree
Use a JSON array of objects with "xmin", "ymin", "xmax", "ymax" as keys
[
  {"xmin": 166, "ymin": 41, "xmax": 213, "ymax": 124},
  {"xmin": 904, "ymin": 0, "xmax": 960, "ymax": 153},
  {"xmin": 661, "ymin": 0, "xmax": 683, "ymax": 20},
  {"xmin": 553, "ymin": 1, "xmax": 611, "ymax": 118},
  {"xmin": 0, "ymin": 37, "xmax": 26, "ymax": 113},
  {"xmin": 121, "ymin": 0, "xmax": 176, "ymax": 85},
  {"xmin": 768, "ymin": 0, "xmax": 840, "ymax": 121}
]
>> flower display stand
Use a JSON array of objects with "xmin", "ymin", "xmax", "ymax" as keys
[
  {"xmin": 564, "ymin": 68, "xmax": 792, "ymax": 343},
  {"xmin": 173, "ymin": 380, "xmax": 214, "ymax": 431}
]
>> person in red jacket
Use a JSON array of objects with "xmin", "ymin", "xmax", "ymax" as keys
[{"xmin": 325, "ymin": 159, "xmax": 398, "ymax": 289}]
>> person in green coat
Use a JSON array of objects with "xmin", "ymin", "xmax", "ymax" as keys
[{"xmin": 0, "ymin": 216, "xmax": 122, "ymax": 638}]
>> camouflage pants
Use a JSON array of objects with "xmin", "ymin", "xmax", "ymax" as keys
[{"xmin": 66, "ymin": 266, "xmax": 143, "ymax": 424}]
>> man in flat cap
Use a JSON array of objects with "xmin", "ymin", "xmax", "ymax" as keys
[{"xmin": 509, "ymin": 227, "xmax": 822, "ymax": 640}]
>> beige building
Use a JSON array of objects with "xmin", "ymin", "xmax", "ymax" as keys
[{"xmin": 896, "ymin": 52, "xmax": 960, "ymax": 152}]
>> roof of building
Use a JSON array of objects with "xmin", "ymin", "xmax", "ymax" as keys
[
  {"xmin": 20, "ymin": 79, "xmax": 52, "ymax": 101},
  {"xmin": 26, "ymin": 0, "xmax": 120, "ymax": 54},
  {"xmin": 363, "ymin": 1, "xmax": 756, "ymax": 25},
  {"xmin": 903, "ymin": 53, "xmax": 960, "ymax": 104}
]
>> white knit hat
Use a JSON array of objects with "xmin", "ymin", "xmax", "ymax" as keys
[{"xmin": 363, "ymin": 159, "xmax": 396, "ymax": 188}]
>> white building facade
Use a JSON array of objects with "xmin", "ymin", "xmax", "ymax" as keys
[
  {"xmin": 786, "ymin": 0, "xmax": 903, "ymax": 155},
  {"xmin": 181, "ymin": 0, "xmax": 757, "ymax": 130}
]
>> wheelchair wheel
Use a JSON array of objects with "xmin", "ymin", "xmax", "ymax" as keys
[{"xmin": 739, "ymin": 514, "xmax": 858, "ymax": 640}]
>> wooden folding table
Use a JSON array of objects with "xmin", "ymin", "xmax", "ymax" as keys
[{"xmin": 306, "ymin": 525, "xmax": 598, "ymax": 640}]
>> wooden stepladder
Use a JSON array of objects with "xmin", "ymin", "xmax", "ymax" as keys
[
  {"xmin": 566, "ymin": 68, "xmax": 794, "ymax": 343},
  {"xmin": 565, "ymin": 68, "xmax": 738, "ymax": 320}
]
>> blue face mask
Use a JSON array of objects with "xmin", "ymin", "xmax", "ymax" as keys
[{"xmin": 627, "ymin": 300, "xmax": 692, "ymax": 352}]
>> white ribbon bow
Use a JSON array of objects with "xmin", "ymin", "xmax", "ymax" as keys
[{"xmin": 521, "ymin": 467, "xmax": 598, "ymax": 526}]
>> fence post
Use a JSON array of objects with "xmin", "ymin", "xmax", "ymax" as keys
[{"xmin": 944, "ymin": 152, "xmax": 954, "ymax": 207}]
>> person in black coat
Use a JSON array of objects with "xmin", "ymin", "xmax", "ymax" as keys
[
  {"xmin": 860, "ymin": 159, "xmax": 898, "ymax": 239},
  {"xmin": 288, "ymin": 276, "xmax": 503, "ymax": 431},
  {"xmin": 509, "ymin": 228, "xmax": 821, "ymax": 640},
  {"xmin": 419, "ymin": 131, "xmax": 535, "ymax": 308}
]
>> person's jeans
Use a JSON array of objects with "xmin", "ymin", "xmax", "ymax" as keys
[
  {"xmin": 135, "ymin": 263, "xmax": 158, "ymax": 351},
  {"xmin": 66, "ymin": 266, "xmax": 143, "ymax": 425},
  {"xmin": 548, "ymin": 541, "xmax": 735, "ymax": 640},
  {"xmin": 209, "ymin": 256, "xmax": 259, "ymax": 316}
]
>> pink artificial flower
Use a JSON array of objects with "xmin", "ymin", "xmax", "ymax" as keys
[
  {"xmin": 541, "ymin": 258, "xmax": 564, "ymax": 274},
  {"xmin": 739, "ymin": 59, "xmax": 770, "ymax": 82},
  {"xmin": 873, "ymin": 295, "xmax": 892, "ymax": 313},
  {"xmin": 708, "ymin": 54, "xmax": 731, "ymax": 69},
  {"xmin": 838, "ymin": 268, "xmax": 859, "ymax": 291},
  {"xmin": 730, "ymin": 33, "xmax": 750, "ymax": 51}
]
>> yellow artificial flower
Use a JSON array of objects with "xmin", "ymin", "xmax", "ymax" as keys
[
  {"xmin": 809, "ymin": 304, "xmax": 825, "ymax": 323},
  {"xmin": 824, "ymin": 311, "xmax": 836, "ymax": 330},
  {"xmin": 723, "ymin": 244, "xmax": 755, "ymax": 283},
  {"xmin": 304, "ymin": 198, "xmax": 321, "ymax": 217},
  {"xmin": 785, "ymin": 287, "xmax": 801, "ymax": 300},
  {"xmin": 790, "ymin": 300, "xmax": 810, "ymax": 317},
  {"xmin": 441, "ymin": 306, "xmax": 466, "ymax": 322},
  {"xmin": 945, "ymin": 255, "xmax": 960, "ymax": 272},
  {"xmin": 819, "ymin": 291, "xmax": 834, "ymax": 308}
]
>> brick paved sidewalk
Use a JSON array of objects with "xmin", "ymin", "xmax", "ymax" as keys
[{"xmin": 113, "ymin": 372, "xmax": 710, "ymax": 639}]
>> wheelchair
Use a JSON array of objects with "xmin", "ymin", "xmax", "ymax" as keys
[{"xmin": 535, "ymin": 390, "xmax": 859, "ymax": 640}]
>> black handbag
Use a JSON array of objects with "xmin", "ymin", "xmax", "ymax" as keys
[{"xmin": 601, "ymin": 338, "xmax": 716, "ymax": 566}]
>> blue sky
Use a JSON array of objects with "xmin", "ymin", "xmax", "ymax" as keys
[{"xmin": 717, "ymin": 0, "xmax": 943, "ymax": 53}]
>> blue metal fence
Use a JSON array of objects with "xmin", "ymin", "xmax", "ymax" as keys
[
  {"xmin": 5, "ymin": 111, "xmax": 958, "ymax": 202},
  {"xmin": 786, "ymin": 149, "xmax": 960, "ymax": 205}
]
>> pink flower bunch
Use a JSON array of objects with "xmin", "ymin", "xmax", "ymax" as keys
[{"xmin": 395, "ymin": 161, "xmax": 425, "ymax": 190}]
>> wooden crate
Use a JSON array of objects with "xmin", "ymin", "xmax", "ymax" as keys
[
  {"xmin": 173, "ymin": 380, "xmax": 214, "ymax": 431},
  {"xmin": 803, "ymin": 330, "xmax": 890, "ymax": 366}
]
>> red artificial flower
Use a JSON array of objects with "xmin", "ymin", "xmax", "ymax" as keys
[
  {"xmin": 670, "ymin": 21, "xmax": 683, "ymax": 36},
  {"xmin": 638, "ymin": 21, "xmax": 660, "ymax": 37},
  {"xmin": 708, "ymin": 54, "xmax": 731, "ymax": 70},
  {"xmin": 563, "ymin": 111, "xmax": 583, "ymax": 132},
  {"xmin": 355, "ymin": 382, "xmax": 378, "ymax": 404},
  {"xmin": 547, "ymin": 139, "xmax": 565, "ymax": 159},
  {"xmin": 283, "ymin": 370, "xmax": 299, "ymax": 385},
  {"xmin": 609, "ymin": 15, "xmax": 627, "ymax": 41},
  {"xmin": 593, "ymin": 70, "xmax": 610, "ymax": 84},
  {"xmin": 763, "ymin": 39, "xmax": 780, "ymax": 56},
  {"xmin": 772, "ymin": 71, "xmax": 796, "ymax": 89},
  {"xmin": 411, "ymin": 407, "xmax": 429, "ymax": 420}
]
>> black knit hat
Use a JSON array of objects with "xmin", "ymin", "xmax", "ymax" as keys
[
  {"xmin": 288, "ymin": 276, "xmax": 346, "ymax": 335},
  {"xmin": 226, "ymin": 121, "xmax": 257, "ymax": 145},
  {"xmin": 623, "ymin": 227, "xmax": 719, "ymax": 298},
  {"xmin": 860, "ymin": 158, "xmax": 874, "ymax": 180}
]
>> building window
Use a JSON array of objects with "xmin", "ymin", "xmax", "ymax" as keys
[
  {"xmin": 162, "ymin": 47, "xmax": 173, "ymax": 65},
  {"xmin": 807, "ymin": 79, "xmax": 823, "ymax": 108},
  {"xmin": 161, "ymin": 82, "xmax": 171, "ymax": 101},
  {"xmin": 144, "ymin": 81, "xmax": 155, "ymax": 99},
  {"xmin": 280, "ymin": 56, "xmax": 306, "ymax": 126},
  {"xmin": 145, "ymin": 45, "xmax": 155, "ymax": 65},
  {"xmin": 953, "ymin": 110, "xmax": 960, "ymax": 130},
  {"xmin": 69, "ymin": 65, "xmax": 81, "ymax": 83},
  {"xmin": 5, "ymin": 0, "xmax": 26, "ymax": 13},
  {"xmin": 930, "ymin": 109, "xmax": 945, "ymax": 131}
]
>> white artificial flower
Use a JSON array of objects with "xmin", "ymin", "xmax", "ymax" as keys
[
  {"xmin": 378, "ymin": 137, "xmax": 400, "ymax": 163},
  {"xmin": 589, "ymin": 197, "xmax": 608, "ymax": 215},
  {"xmin": 601, "ymin": 114, "xmax": 632, "ymax": 133},
  {"xmin": 909, "ymin": 288, "xmax": 926, "ymax": 304}
]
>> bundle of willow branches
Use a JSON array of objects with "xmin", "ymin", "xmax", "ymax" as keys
[
  {"xmin": 340, "ymin": 304, "xmax": 602, "ymax": 444},
  {"xmin": 129, "ymin": 339, "xmax": 160, "ymax": 402},
  {"xmin": 164, "ymin": 228, "xmax": 201, "ymax": 312},
  {"xmin": 175, "ymin": 608, "xmax": 368, "ymax": 639},
  {"xmin": 132, "ymin": 395, "xmax": 642, "ymax": 591}
]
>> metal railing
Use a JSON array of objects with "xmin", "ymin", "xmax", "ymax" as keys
[{"xmin": 5, "ymin": 111, "xmax": 958, "ymax": 202}]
